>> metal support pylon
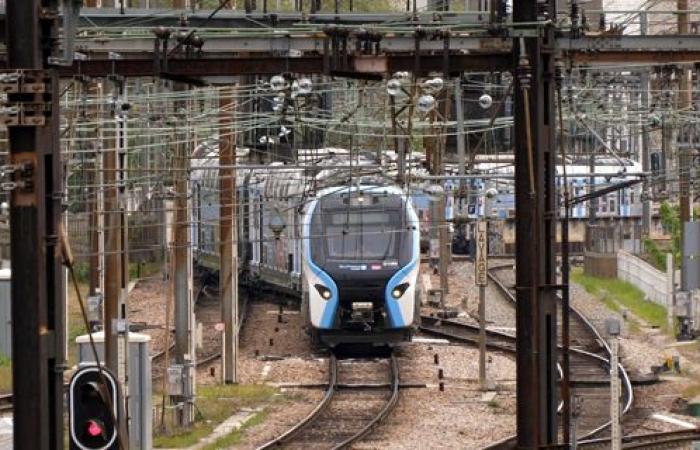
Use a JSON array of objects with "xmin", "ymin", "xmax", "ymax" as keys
[
  {"xmin": 5, "ymin": 1, "xmax": 65, "ymax": 447},
  {"xmin": 513, "ymin": 1, "xmax": 559, "ymax": 447}
]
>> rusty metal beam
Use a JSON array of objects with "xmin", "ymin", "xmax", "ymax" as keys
[
  {"xmin": 514, "ymin": 0, "xmax": 559, "ymax": 448},
  {"xmin": 46, "ymin": 54, "xmax": 510, "ymax": 78},
  {"xmin": 569, "ymin": 51, "xmax": 700, "ymax": 65},
  {"xmin": 6, "ymin": 1, "xmax": 65, "ymax": 448}
]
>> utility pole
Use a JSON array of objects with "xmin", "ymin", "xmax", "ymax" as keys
[
  {"xmin": 104, "ymin": 77, "xmax": 124, "ymax": 376},
  {"xmin": 425, "ymin": 102, "xmax": 448, "ymax": 305},
  {"xmin": 513, "ymin": 0, "xmax": 559, "ymax": 447},
  {"xmin": 678, "ymin": 0, "xmax": 692, "ymax": 290},
  {"xmin": 173, "ymin": 94, "xmax": 195, "ymax": 424},
  {"xmin": 588, "ymin": 143, "xmax": 596, "ymax": 224},
  {"xmin": 607, "ymin": 318, "xmax": 622, "ymax": 450},
  {"xmin": 455, "ymin": 77, "xmax": 467, "ymax": 215},
  {"xmin": 640, "ymin": 68, "xmax": 651, "ymax": 236},
  {"xmin": 220, "ymin": 87, "xmax": 239, "ymax": 384},
  {"xmin": 116, "ymin": 77, "xmax": 130, "ymax": 398},
  {"xmin": 5, "ymin": 1, "xmax": 65, "ymax": 448},
  {"xmin": 82, "ymin": 80, "xmax": 101, "ymax": 299}
]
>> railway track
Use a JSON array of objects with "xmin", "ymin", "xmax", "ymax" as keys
[
  {"xmin": 487, "ymin": 265, "xmax": 633, "ymax": 444},
  {"xmin": 151, "ymin": 285, "xmax": 248, "ymax": 379},
  {"xmin": 570, "ymin": 428, "xmax": 700, "ymax": 449},
  {"xmin": 419, "ymin": 263, "xmax": 635, "ymax": 449},
  {"xmin": 257, "ymin": 353, "xmax": 400, "ymax": 449},
  {"xmin": 419, "ymin": 315, "xmax": 516, "ymax": 353}
]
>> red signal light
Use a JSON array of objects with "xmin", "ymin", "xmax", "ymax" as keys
[{"xmin": 86, "ymin": 419, "xmax": 104, "ymax": 438}]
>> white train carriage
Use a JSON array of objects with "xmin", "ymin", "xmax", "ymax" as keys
[{"xmin": 192, "ymin": 151, "xmax": 421, "ymax": 346}]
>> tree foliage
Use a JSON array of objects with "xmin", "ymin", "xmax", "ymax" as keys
[{"xmin": 644, "ymin": 201, "xmax": 681, "ymax": 269}]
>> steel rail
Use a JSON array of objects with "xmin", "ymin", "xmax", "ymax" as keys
[
  {"xmin": 419, "ymin": 315, "xmax": 516, "ymax": 353},
  {"xmin": 256, "ymin": 354, "xmax": 338, "ymax": 449},
  {"xmin": 481, "ymin": 265, "xmax": 634, "ymax": 449},
  {"xmin": 545, "ymin": 428, "xmax": 700, "ymax": 449},
  {"xmin": 257, "ymin": 353, "xmax": 399, "ymax": 449},
  {"xmin": 331, "ymin": 353, "xmax": 400, "ymax": 450}
]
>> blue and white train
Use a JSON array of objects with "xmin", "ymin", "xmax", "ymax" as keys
[
  {"xmin": 191, "ymin": 151, "xmax": 421, "ymax": 347},
  {"xmin": 301, "ymin": 185, "xmax": 421, "ymax": 346}
]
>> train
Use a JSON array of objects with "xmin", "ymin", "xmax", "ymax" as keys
[
  {"xmin": 191, "ymin": 143, "xmax": 645, "ymax": 345},
  {"xmin": 191, "ymin": 149, "xmax": 421, "ymax": 347},
  {"xmin": 449, "ymin": 156, "xmax": 644, "ymax": 220}
]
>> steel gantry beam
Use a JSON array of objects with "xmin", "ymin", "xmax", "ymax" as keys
[
  {"xmin": 61, "ymin": 34, "xmax": 700, "ymax": 55},
  {"xmin": 0, "ymin": 35, "xmax": 695, "ymax": 80},
  {"xmin": 74, "ymin": 7, "xmax": 492, "ymax": 28},
  {"xmin": 47, "ymin": 54, "xmax": 511, "ymax": 78}
]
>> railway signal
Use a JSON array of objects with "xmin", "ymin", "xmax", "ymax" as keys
[{"xmin": 69, "ymin": 366, "xmax": 121, "ymax": 450}]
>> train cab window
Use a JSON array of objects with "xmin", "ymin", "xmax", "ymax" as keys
[{"xmin": 324, "ymin": 210, "xmax": 400, "ymax": 261}]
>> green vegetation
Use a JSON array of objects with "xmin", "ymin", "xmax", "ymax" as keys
[
  {"xmin": 572, "ymin": 268, "xmax": 670, "ymax": 333},
  {"xmin": 201, "ymin": 410, "xmax": 269, "ymax": 450},
  {"xmin": 642, "ymin": 201, "xmax": 700, "ymax": 270},
  {"xmin": 0, "ymin": 355, "xmax": 11, "ymax": 393},
  {"xmin": 644, "ymin": 201, "xmax": 681, "ymax": 269},
  {"xmin": 153, "ymin": 384, "xmax": 279, "ymax": 448},
  {"xmin": 72, "ymin": 261, "xmax": 161, "ymax": 284}
]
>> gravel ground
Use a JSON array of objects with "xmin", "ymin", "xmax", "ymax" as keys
[
  {"xmin": 132, "ymin": 260, "xmax": 700, "ymax": 449},
  {"xmin": 225, "ymin": 268, "xmax": 520, "ymax": 449},
  {"xmin": 351, "ymin": 343, "xmax": 517, "ymax": 450},
  {"xmin": 422, "ymin": 260, "xmax": 516, "ymax": 332},
  {"xmin": 128, "ymin": 277, "xmax": 170, "ymax": 356},
  {"xmin": 471, "ymin": 263, "xmax": 700, "ymax": 441},
  {"xmin": 236, "ymin": 341, "xmax": 518, "ymax": 449}
]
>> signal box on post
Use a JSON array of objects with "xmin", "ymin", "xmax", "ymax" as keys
[{"xmin": 69, "ymin": 365, "xmax": 121, "ymax": 450}]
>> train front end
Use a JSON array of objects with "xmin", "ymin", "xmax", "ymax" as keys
[{"xmin": 302, "ymin": 186, "xmax": 420, "ymax": 347}]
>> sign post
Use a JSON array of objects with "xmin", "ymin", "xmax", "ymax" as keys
[{"xmin": 476, "ymin": 220, "xmax": 489, "ymax": 390}]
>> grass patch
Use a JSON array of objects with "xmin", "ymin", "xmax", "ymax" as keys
[
  {"xmin": 72, "ymin": 261, "xmax": 162, "ymax": 285},
  {"xmin": 0, "ymin": 355, "xmax": 11, "ymax": 393},
  {"xmin": 572, "ymin": 268, "xmax": 670, "ymax": 333},
  {"xmin": 201, "ymin": 410, "xmax": 268, "ymax": 450},
  {"xmin": 154, "ymin": 424, "xmax": 212, "ymax": 448},
  {"xmin": 153, "ymin": 384, "xmax": 278, "ymax": 448}
]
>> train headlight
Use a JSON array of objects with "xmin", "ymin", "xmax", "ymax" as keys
[
  {"xmin": 314, "ymin": 284, "xmax": 332, "ymax": 300},
  {"xmin": 391, "ymin": 283, "xmax": 410, "ymax": 299}
]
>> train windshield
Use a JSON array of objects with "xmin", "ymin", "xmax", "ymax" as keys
[{"xmin": 324, "ymin": 210, "xmax": 400, "ymax": 260}]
